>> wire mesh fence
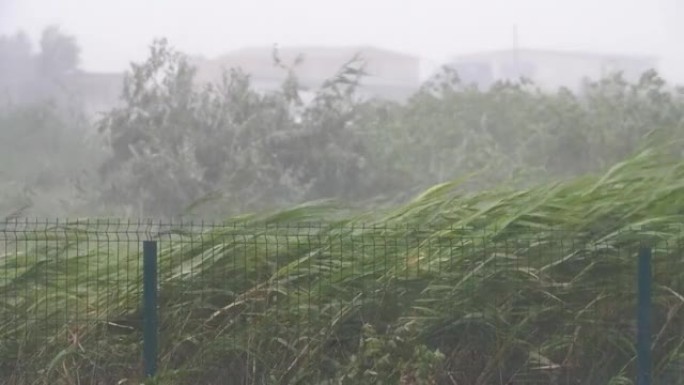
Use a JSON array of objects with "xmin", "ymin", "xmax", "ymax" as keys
[{"xmin": 0, "ymin": 219, "xmax": 683, "ymax": 384}]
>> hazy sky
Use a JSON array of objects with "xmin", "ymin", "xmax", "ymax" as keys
[{"xmin": 2, "ymin": 0, "xmax": 683, "ymax": 82}]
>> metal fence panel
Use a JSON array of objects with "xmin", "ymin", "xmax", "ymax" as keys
[{"xmin": 0, "ymin": 219, "xmax": 683, "ymax": 384}]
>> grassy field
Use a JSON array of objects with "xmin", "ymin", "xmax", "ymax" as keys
[{"xmin": 2, "ymin": 139, "xmax": 684, "ymax": 384}]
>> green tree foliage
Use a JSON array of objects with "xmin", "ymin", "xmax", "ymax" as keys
[
  {"xmin": 94, "ymin": 39, "xmax": 684, "ymax": 219},
  {"xmin": 36, "ymin": 25, "xmax": 80, "ymax": 79},
  {"xmin": 0, "ymin": 26, "xmax": 81, "ymax": 104},
  {"xmin": 3, "ymin": 36, "xmax": 684, "ymax": 220},
  {"xmin": 0, "ymin": 27, "xmax": 97, "ymax": 218},
  {"xmin": 0, "ymin": 100, "xmax": 99, "ymax": 217},
  {"xmin": 96, "ymin": 40, "xmax": 392, "ymax": 217},
  {"xmin": 0, "ymin": 31, "xmax": 35, "ymax": 103},
  {"xmin": 381, "ymin": 66, "xmax": 684, "ymax": 188}
]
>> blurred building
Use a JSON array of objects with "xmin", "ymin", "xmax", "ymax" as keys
[
  {"xmin": 37, "ymin": 45, "xmax": 423, "ymax": 118},
  {"xmin": 445, "ymin": 48, "xmax": 659, "ymax": 92},
  {"xmin": 193, "ymin": 45, "xmax": 423, "ymax": 101}
]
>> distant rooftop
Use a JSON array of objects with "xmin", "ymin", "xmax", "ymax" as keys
[
  {"xmin": 216, "ymin": 45, "xmax": 421, "ymax": 60},
  {"xmin": 194, "ymin": 44, "xmax": 423, "ymax": 101},
  {"xmin": 443, "ymin": 47, "xmax": 660, "ymax": 93},
  {"xmin": 450, "ymin": 47, "xmax": 658, "ymax": 63}
]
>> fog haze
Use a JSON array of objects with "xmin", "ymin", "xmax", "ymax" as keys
[
  {"xmin": 2, "ymin": 0, "xmax": 682, "ymax": 81},
  {"xmin": 1, "ymin": 0, "xmax": 684, "ymax": 219}
]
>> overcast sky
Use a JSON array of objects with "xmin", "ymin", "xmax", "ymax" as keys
[{"xmin": 2, "ymin": 0, "xmax": 683, "ymax": 82}]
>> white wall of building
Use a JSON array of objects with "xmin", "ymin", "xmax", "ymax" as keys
[{"xmin": 448, "ymin": 49, "xmax": 658, "ymax": 92}]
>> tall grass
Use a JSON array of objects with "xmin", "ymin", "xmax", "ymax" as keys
[{"xmin": 2, "ymin": 139, "xmax": 684, "ymax": 384}]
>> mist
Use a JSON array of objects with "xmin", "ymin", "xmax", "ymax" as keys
[
  {"xmin": 4, "ymin": 3, "xmax": 684, "ymax": 383},
  {"xmin": 1, "ymin": 0, "xmax": 683, "ymax": 219}
]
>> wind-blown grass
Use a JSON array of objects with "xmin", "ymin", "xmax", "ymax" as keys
[{"xmin": 2, "ymin": 139, "xmax": 684, "ymax": 384}]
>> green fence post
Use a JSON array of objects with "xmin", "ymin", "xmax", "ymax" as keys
[
  {"xmin": 143, "ymin": 240, "xmax": 158, "ymax": 378},
  {"xmin": 637, "ymin": 246, "xmax": 652, "ymax": 385}
]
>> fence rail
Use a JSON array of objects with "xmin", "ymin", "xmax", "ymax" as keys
[{"xmin": 0, "ymin": 219, "xmax": 683, "ymax": 384}]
